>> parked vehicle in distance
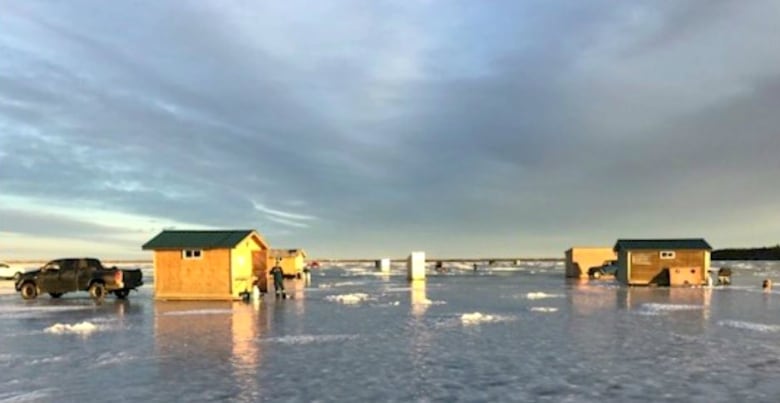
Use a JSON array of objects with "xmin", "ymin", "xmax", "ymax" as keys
[
  {"xmin": 0, "ymin": 262, "xmax": 37, "ymax": 281},
  {"xmin": 588, "ymin": 260, "xmax": 619, "ymax": 279},
  {"xmin": 15, "ymin": 258, "xmax": 143, "ymax": 301}
]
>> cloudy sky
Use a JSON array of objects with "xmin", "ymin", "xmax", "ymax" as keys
[{"xmin": 1, "ymin": 1, "xmax": 779, "ymax": 260}]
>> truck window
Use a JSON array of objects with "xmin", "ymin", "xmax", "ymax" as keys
[
  {"xmin": 43, "ymin": 262, "xmax": 61, "ymax": 271},
  {"xmin": 86, "ymin": 259, "xmax": 102, "ymax": 270}
]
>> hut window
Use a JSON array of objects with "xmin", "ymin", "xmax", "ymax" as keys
[
  {"xmin": 660, "ymin": 251, "xmax": 676, "ymax": 260},
  {"xmin": 183, "ymin": 249, "xmax": 203, "ymax": 259}
]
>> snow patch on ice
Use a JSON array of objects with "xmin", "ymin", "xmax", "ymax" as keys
[
  {"xmin": 325, "ymin": 293, "xmax": 371, "ymax": 304},
  {"xmin": 383, "ymin": 287, "xmax": 412, "ymax": 293},
  {"xmin": 0, "ymin": 390, "xmax": 54, "ymax": 402},
  {"xmin": 413, "ymin": 298, "xmax": 446, "ymax": 306},
  {"xmin": 526, "ymin": 292, "xmax": 563, "ymax": 300},
  {"xmin": 636, "ymin": 303, "xmax": 704, "ymax": 316},
  {"xmin": 44, "ymin": 321, "xmax": 100, "ymax": 335},
  {"xmin": 530, "ymin": 307, "xmax": 558, "ymax": 313},
  {"xmin": 460, "ymin": 312, "xmax": 511, "ymax": 326},
  {"xmin": 29, "ymin": 356, "xmax": 66, "ymax": 365},
  {"xmin": 0, "ymin": 305, "xmax": 95, "ymax": 319},
  {"xmin": 718, "ymin": 320, "xmax": 780, "ymax": 333},
  {"xmin": 161, "ymin": 309, "xmax": 233, "ymax": 316},
  {"xmin": 91, "ymin": 351, "xmax": 136, "ymax": 368}
]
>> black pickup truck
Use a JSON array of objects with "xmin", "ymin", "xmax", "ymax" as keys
[{"xmin": 15, "ymin": 258, "xmax": 143, "ymax": 301}]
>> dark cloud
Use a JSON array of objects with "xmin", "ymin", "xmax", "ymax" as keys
[{"xmin": 1, "ymin": 0, "xmax": 779, "ymax": 258}]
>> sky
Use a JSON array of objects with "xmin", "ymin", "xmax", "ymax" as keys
[{"xmin": 1, "ymin": 0, "xmax": 779, "ymax": 260}]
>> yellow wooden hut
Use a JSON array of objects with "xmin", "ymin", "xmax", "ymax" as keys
[
  {"xmin": 142, "ymin": 229, "xmax": 269, "ymax": 300},
  {"xmin": 564, "ymin": 247, "xmax": 616, "ymax": 279},
  {"xmin": 614, "ymin": 239, "xmax": 712, "ymax": 286},
  {"xmin": 268, "ymin": 248, "xmax": 307, "ymax": 279}
]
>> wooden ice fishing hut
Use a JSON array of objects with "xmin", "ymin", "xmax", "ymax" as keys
[
  {"xmin": 142, "ymin": 229, "xmax": 269, "ymax": 300},
  {"xmin": 565, "ymin": 247, "xmax": 616, "ymax": 279},
  {"xmin": 268, "ymin": 248, "xmax": 307, "ymax": 279},
  {"xmin": 614, "ymin": 239, "xmax": 712, "ymax": 286}
]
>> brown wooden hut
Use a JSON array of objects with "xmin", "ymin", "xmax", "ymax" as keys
[
  {"xmin": 614, "ymin": 239, "xmax": 712, "ymax": 286},
  {"xmin": 565, "ymin": 247, "xmax": 617, "ymax": 279},
  {"xmin": 142, "ymin": 229, "xmax": 269, "ymax": 300}
]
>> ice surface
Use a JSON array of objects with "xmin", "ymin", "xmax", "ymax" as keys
[
  {"xmin": 160, "ymin": 309, "xmax": 234, "ymax": 316},
  {"xmin": 529, "ymin": 307, "xmax": 558, "ymax": 313},
  {"xmin": 261, "ymin": 334, "xmax": 359, "ymax": 345},
  {"xmin": 1, "ymin": 260, "xmax": 779, "ymax": 402}
]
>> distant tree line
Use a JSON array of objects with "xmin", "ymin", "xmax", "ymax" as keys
[{"xmin": 712, "ymin": 245, "xmax": 780, "ymax": 260}]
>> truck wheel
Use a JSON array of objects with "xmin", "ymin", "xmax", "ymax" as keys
[
  {"xmin": 49, "ymin": 292, "xmax": 63, "ymax": 298},
  {"xmin": 20, "ymin": 282, "xmax": 38, "ymax": 300},
  {"xmin": 114, "ymin": 289, "xmax": 130, "ymax": 299},
  {"xmin": 89, "ymin": 283, "xmax": 106, "ymax": 301}
]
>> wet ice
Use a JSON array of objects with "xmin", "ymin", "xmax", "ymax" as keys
[{"xmin": 1, "ymin": 261, "xmax": 780, "ymax": 401}]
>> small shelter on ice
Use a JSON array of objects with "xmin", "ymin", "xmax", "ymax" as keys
[
  {"xmin": 142, "ymin": 230, "xmax": 269, "ymax": 300},
  {"xmin": 614, "ymin": 239, "xmax": 712, "ymax": 286},
  {"xmin": 268, "ymin": 248, "xmax": 307, "ymax": 279},
  {"xmin": 564, "ymin": 247, "xmax": 616, "ymax": 279}
]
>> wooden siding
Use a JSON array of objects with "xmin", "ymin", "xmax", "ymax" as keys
[
  {"xmin": 230, "ymin": 234, "xmax": 266, "ymax": 298},
  {"xmin": 154, "ymin": 249, "xmax": 232, "ymax": 300},
  {"xmin": 621, "ymin": 249, "xmax": 708, "ymax": 286},
  {"xmin": 565, "ymin": 247, "xmax": 616, "ymax": 278}
]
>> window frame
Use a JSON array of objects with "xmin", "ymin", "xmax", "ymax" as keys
[
  {"xmin": 659, "ymin": 251, "xmax": 676, "ymax": 260},
  {"xmin": 182, "ymin": 249, "xmax": 203, "ymax": 260}
]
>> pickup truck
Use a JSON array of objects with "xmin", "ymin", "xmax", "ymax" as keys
[
  {"xmin": 15, "ymin": 258, "xmax": 143, "ymax": 301},
  {"xmin": 588, "ymin": 260, "xmax": 619, "ymax": 279}
]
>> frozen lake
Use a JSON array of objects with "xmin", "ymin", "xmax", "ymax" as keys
[{"xmin": 2, "ymin": 261, "xmax": 780, "ymax": 402}]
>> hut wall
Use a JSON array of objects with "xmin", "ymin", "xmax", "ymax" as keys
[
  {"xmin": 626, "ymin": 249, "xmax": 708, "ymax": 286},
  {"xmin": 565, "ymin": 248, "xmax": 616, "ymax": 278},
  {"xmin": 154, "ymin": 249, "xmax": 232, "ymax": 300},
  {"xmin": 230, "ymin": 235, "xmax": 265, "ymax": 298},
  {"xmin": 267, "ymin": 254, "xmax": 303, "ymax": 278},
  {"xmin": 617, "ymin": 251, "xmax": 630, "ymax": 284}
]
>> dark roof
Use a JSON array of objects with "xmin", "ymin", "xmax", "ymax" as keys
[
  {"xmin": 614, "ymin": 238, "xmax": 712, "ymax": 252},
  {"xmin": 142, "ymin": 230, "xmax": 257, "ymax": 250}
]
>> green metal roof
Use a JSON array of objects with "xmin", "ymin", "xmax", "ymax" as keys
[
  {"xmin": 142, "ymin": 230, "xmax": 255, "ymax": 250},
  {"xmin": 614, "ymin": 238, "xmax": 712, "ymax": 252}
]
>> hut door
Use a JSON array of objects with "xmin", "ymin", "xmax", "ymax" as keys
[{"xmin": 253, "ymin": 251, "xmax": 268, "ymax": 293}]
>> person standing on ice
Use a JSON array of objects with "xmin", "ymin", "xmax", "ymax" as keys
[{"xmin": 270, "ymin": 259, "xmax": 286, "ymax": 299}]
